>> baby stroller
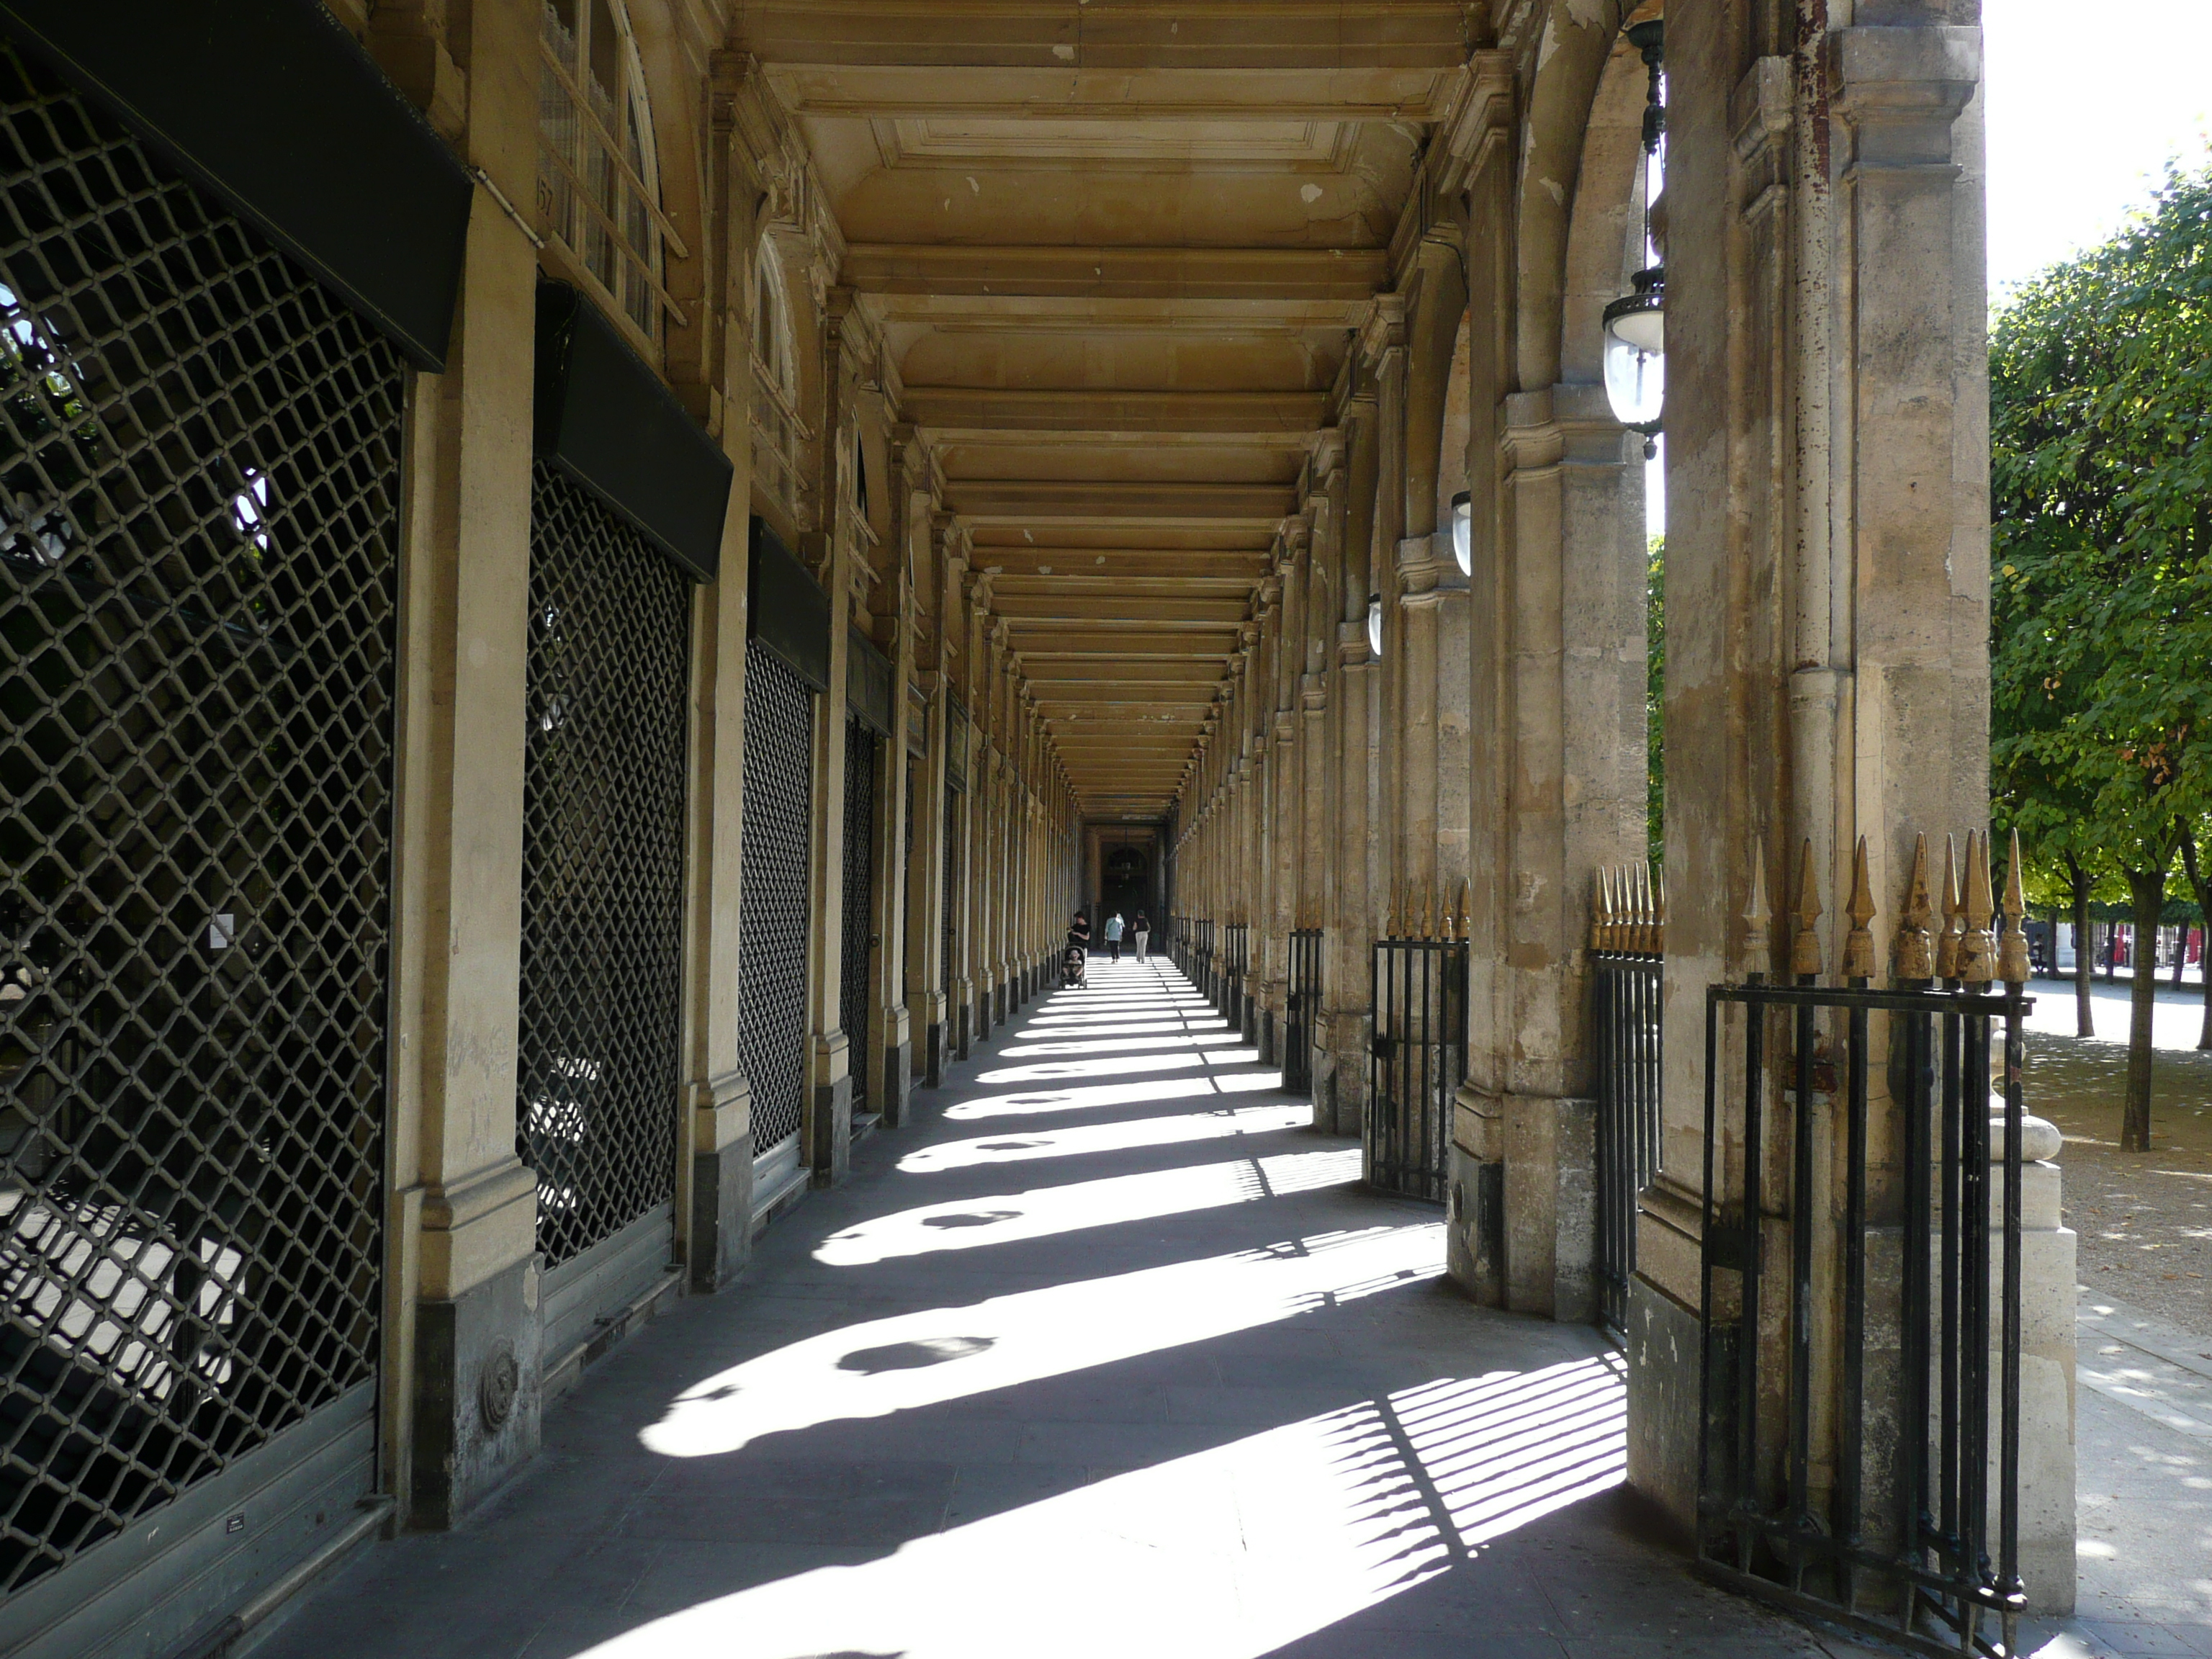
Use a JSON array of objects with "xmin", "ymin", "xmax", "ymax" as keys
[{"xmin": 1060, "ymin": 939, "xmax": 1088, "ymax": 989}]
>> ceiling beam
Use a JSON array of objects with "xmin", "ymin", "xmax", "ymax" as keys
[
  {"xmin": 969, "ymin": 549, "xmax": 1274, "ymax": 580},
  {"xmin": 847, "ymin": 246, "xmax": 1385, "ymax": 304},
  {"xmin": 999, "ymin": 595, "xmax": 1253, "ymax": 626},
  {"xmin": 902, "ymin": 386, "xmax": 1329, "ymax": 436},
  {"xmin": 945, "ymin": 479, "xmax": 1295, "ymax": 524}
]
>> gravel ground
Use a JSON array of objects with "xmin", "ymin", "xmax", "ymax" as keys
[{"xmin": 2021, "ymin": 1025, "xmax": 2212, "ymax": 1339}]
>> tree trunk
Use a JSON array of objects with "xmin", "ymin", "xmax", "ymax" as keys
[
  {"xmin": 2122, "ymin": 866, "xmax": 2167, "ymax": 1153},
  {"xmin": 2185, "ymin": 837, "xmax": 2212, "ymax": 1051},
  {"xmin": 2067, "ymin": 855, "xmax": 2095, "ymax": 1038},
  {"xmin": 2174, "ymin": 923, "xmax": 2188, "ymax": 984},
  {"xmin": 2103, "ymin": 922, "xmax": 2117, "ymax": 980}
]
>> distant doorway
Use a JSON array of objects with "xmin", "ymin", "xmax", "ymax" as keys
[{"xmin": 1101, "ymin": 844, "xmax": 1148, "ymax": 934}]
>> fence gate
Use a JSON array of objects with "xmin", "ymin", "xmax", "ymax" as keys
[
  {"xmin": 1367, "ymin": 937, "xmax": 1467, "ymax": 1202},
  {"xmin": 738, "ymin": 639, "xmax": 814, "ymax": 1215},
  {"xmin": 516, "ymin": 464, "xmax": 688, "ymax": 1370},
  {"xmin": 840, "ymin": 720, "xmax": 876, "ymax": 1118},
  {"xmin": 1696, "ymin": 856, "xmax": 2035, "ymax": 1656},
  {"xmin": 1285, "ymin": 928, "xmax": 1322, "ymax": 1093},
  {"xmin": 1222, "ymin": 923, "xmax": 1249, "ymax": 1030},
  {"xmin": 1592, "ymin": 948, "xmax": 1662, "ymax": 1334},
  {"xmin": 0, "ymin": 48, "xmax": 400, "ymax": 1647}
]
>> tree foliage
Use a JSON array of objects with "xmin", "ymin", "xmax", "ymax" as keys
[{"xmin": 1990, "ymin": 161, "xmax": 2212, "ymax": 1148}]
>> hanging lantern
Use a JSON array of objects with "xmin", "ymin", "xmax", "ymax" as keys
[
  {"xmin": 1366, "ymin": 593, "xmax": 1384, "ymax": 658},
  {"xmin": 1449, "ymin": 490, "xmax": 1472, "ymax": 577},
  {"xmin": 1602, "ymin": 267, "xmax": 1665, "ymax": 435},
  {"xmin": 1603, "ymin": 19, "xmax": 1666, "ymax": 446}
]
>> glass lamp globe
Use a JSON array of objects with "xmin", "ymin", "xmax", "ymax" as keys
[
  {"xmin": 1449, "ymin": 491, "xmax": 1472, "ymax": 577},
  {"xmin": 1366, "ymin": 593, "xmax": 1384, "ymax": 658},
  {"xmin": 1601, "ymin": 266, "xmax": 1665, "ymax": 433}
]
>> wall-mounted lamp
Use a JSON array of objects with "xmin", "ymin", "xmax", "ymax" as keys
[
  {"xmin": 1601, "ymin": 19, "xmax": 1665, "ymax": 456},
  {"xmin": 1449, "ymin": 490, "xmax": 1472, "ymax": 577},
  {"xmin": 1367, "ymin": 593, "xmax": 1385, "ymax": 658}
]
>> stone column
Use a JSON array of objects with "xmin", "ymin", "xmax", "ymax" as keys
[
  {"xmin": 1627, "ymin": 7, "xmax": 2009, "ymax": 1570},
  {"xmin": 871, "ymin": 477, "xmax": 915, "ymax": 1127},
  {"xmin": 675, "ymin": 93, "xmax": 761, "ymax": 1292},
  {"xmin": 387, "ymin": 0, "xmax": 542, "ymax": 1527},
  {"xmin": 1327, "ymin": 381, "xmax": 1380, "ymax": 1142}
]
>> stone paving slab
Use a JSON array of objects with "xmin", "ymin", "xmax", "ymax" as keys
[{"xmin": 251, "ymin": 961, "xmax": 1908, "ymax": 1659}]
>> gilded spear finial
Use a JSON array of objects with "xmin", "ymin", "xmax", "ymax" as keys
[
  {"xmin": 1959, "ymin": 831, "xmax": 1997, "ymax": 985},
  {"xmin": 1998, "ymin": 828, "xmax": 2031, "ymax": 986},
  {"xmin": 1591, "ymin": 868, "xmax": 1611, "ymax": 953},
  {"xmin": 1636, "ymin": 863, "xmax": 1657, "ymax": 956},
  {"xmin": 1743, "ymin": 838, "xmax": 1771, "ymax": 979},
  {"xmin": 1936, "ymin": 835, "xmax": 1964, "ymax": 981},
  {"xmin": 1653, "ymin": 864, "xmax": 1668, "ymax": 958},
  {"xmin": 1790, "ymin": 837, "xmax": 1824, "ymax": 980},
  {"xmin": 1842, "ymin": 836, "xmax": 1877, "ymax": 981},
  {"xmin": 1419, "ymin": 881, "xmax": 1434, "ymax": 940},
  {"xmin": 1457, "ymin": 878, "xmax": 1471, "ymax": 942},
  {"xmin": 1895, "ymin": 833, "xmax": 1935, "ymax": 981}
]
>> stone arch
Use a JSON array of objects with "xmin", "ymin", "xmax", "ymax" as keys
[
  {"xmin": 622, "ymin": 0, "xmax": 708, "ymax": 368},
  {"xmin": 1560, "ymin": 34, "xmax": 1658, "ymax": 388},
  {"xmin": 1403, "ymin": 235, "xmax": 1470, "ymax": 541},
  {"xmin": 1514, "ymin": 0, "xmax": 1631, "ymax": 392}
]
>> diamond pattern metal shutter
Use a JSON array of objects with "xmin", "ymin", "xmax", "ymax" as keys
[
  {"xmin": 515, "ymin": 463, "xmax": 689, "ymax": 1270},
  {"xmin": 940, "ymin": 790, "xmax": 959, "ymax": 992},
  {"xmin": 0, "ymin": 46, "xmax": 396, "ymax": 1599},
  {"xmin": 839, "ymin": 720, "xmax": 875, "ymax": 1115},
  {"xmin": 739, "ymin": 638, "xmax": 812, "ymax": 1156}
]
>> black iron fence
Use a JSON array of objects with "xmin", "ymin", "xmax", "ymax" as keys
[
  {"xmin": 1221, "ymin": 922, "xmax": 1248, "ymax": 1027},
  {"xmin": 1697, "ymin": 834, "xmax": 2033, "ymax": 1658},
  {"xmin": 1285, "ymin": 927, "xmax": 1322, "ymax": 1093},
  {"xmin": 1591, "ymin": 865, "xmax": 1663, "ymax": 1334},
  {"xmin": 1367, "ymin": 934, "xmax": 1466, "ymax": 1202}
]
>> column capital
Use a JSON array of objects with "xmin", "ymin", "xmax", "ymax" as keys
[{"xmin": 1829, "ymin": 26, "xmax": 1979, "ymax": 166}]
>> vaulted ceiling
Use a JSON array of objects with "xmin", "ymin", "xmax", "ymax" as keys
[{"xmin": 739, "ymin": 1, "xmax": 1478, "ymax": 817}]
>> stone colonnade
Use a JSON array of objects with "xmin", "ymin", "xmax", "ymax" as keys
[
  {"xmin": 1164, "ymin": 0, "xmax": 2056, "ymax": 1585},
  {"xmin": 347, "ymin": 0, "xmax": 1082, "ymax": 1528}
]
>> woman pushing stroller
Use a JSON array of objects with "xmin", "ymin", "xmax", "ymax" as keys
[{"xmin": 1061, "ymin": 909, "xmax": 1091, "ymax": 989}]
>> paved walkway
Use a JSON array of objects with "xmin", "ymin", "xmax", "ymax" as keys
[{"xmin": 261, "ymin": 961, "xmax": 1889, "ymax": 1659}]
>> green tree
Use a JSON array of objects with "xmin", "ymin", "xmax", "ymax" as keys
[{"xmin": 1990, "ymin": 161, "xmax": 2212, "ymax": 1152}]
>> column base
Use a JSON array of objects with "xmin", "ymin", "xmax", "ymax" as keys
[
  {"xmin": 926, "ymin": 1018, "xmax": 947, "ymax": 1087},
  {"xmin": 1624, "ymin": 1270, "xmax": 1705, "ymax": 1545},
  {"xmin": 688, "ymin": 1074, "xmax": 753, "ymax": 1292},
  {"xmin": 878, "ymin": 1039, "xmax": 912, "ymax": 1127},
  {"xmin": 409, "ymin": 1253, "xmax": 543, "ymax": 1530},
  {"xmin": 811, "ymin": 1065, "xmax": 853, "ymax": 1187}
]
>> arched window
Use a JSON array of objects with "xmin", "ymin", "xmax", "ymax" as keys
[
  {"xmin": 750, "ymin": 238, "xmax": 806, "ymax": 523},
  {"xmin": 538, "ymin": 0, "xmax": 671, "ymax": 343}
]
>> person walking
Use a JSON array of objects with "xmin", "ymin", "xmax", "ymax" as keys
[
  {"xmin": 1104, "ymin": 911, "xmax": 1125, "ymax": 963},
  {"xmin": 1132, "ymin": 911, "xmax": 1151, "ymax": 962}
]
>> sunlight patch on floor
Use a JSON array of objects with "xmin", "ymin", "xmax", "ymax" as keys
[
  {"xmin": 895, "ymin": 1102, "xmax": 1313, "ymax": 1174},
  {"xmin": 639, "ymin": 1223, "xmax": 1442, "ymax": 1460},
  {"xmin": 976, "ymin": 1048, "xmax": 1263, "ymax": 1085},
  {"xmin": 599, "ymin": 1353, "xmax": 1627, "ymax": 1659},
  {"xmin": 816, "ymin": 1144, "xmax": 1362, "ymax": 1265}
]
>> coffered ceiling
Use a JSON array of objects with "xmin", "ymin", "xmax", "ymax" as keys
[{"xmin": 739, "ymin": 0, "xmax": 1478, "ymax": 817}]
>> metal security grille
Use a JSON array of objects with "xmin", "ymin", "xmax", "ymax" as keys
[
  {"xmin": 940, "ymin": 789, "xmax": 958, "ymax": 992},
  {"xmin": 516, "ymin": 464, "xmax": 688, "ymax": 1269},
  {"xmin": 1285, "ymin": 928, "xmax": 1322, "ymax": 1093},
  {"xmin": 839, "ymin": 720, "xmax": 876, "ymax": 1116},
  {"xmin": 0, "ymin": 47, "xmax": 397, "ymax": 1597},
  {"xmin": 1367, "ymin": 938, "xmax": 1467, "ymax": 1202},
  {"xmin": 739, "ymin": 639, "xmax": 813, "ymax": 1155}
]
